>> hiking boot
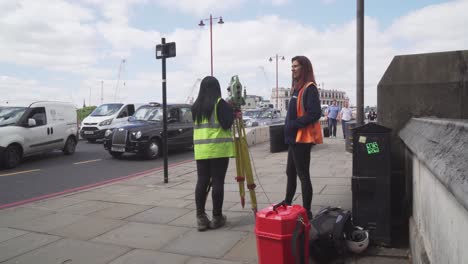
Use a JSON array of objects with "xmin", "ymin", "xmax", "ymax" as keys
[
  {"xmin": 197, "ymin": 213, "xmax": 211, "ymax": 231},
  {"xmin": 210, "ymin": 214, "xmax": 226, "ymax": 229}
]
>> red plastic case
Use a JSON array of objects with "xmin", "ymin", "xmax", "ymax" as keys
[{"xmin": 255, "ymin": 204, "xmax": 310, "ymax": 264}]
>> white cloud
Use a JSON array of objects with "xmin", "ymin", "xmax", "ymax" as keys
[
  {"xmin": 2, "ymin": 0, "xmax": 468, "ymax": 108},
  {"xmin": 271, "ymin": 0, "xmax": 290, "ymax": 6},
  {"xmin": 388, "ymin": 0, "xmax": 468, "ymax": 53},
  {"xmin": 0, "ymin": 0, "xmax": 98, "ymax": 71},
  {"xmin": 0, "ymin": 75, "xmax": 75, "ymax": 106},
  {"xmin": 153, "ymin": 0, "xmax": 246, "ymax": 16}
]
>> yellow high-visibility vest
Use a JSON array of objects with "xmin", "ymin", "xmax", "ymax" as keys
[{"xmin": 193, "ymin": 98, "xmax": 235, "ymax": 160}]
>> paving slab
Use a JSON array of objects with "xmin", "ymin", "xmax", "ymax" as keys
[
  {"xmin": 185, "ymin": 201, "xmax": 237, "ymax": 211},
  {"xmin": 161, "ymin": 229, "xmax": 247, "ymax": 258},
  {"xmin": 89, "ymin": 203, "xmax": 152, "ymax": 219},
  {"xmin": 345, "ymin": 256, "xmax": 409, "ymax": 264},
  {"xmin": 65, "ymin": 190, "xmax": 110, "ymax": 201},
  {"xmin": 0, "ymin": 233, "xmax": 60, "ymax": 262},
  {"xmin": 59, "ymin": 200, "xmax": 115, "ymax": 215},
  {"xmin": 24, "ymin": 197, "xmax": 84, "ymax": 211},
  {"xmin": 186, "ymin": 257, "xmax": 247, "ymax": 264},
  {"xmin": 2, "ymin": 238, "xmax": 130, "ymax": 264},
  {"xmin": 154, "ymin": 198, "xmax": 194, "ymax": 208},
  {"xmin": 92, "ymin": 222, "xmax": 190, "ymax": 250},
  {"xmin": 310, "ymin": 194, "xmax": 353, "ymax": 209},
  {"xmin": 366, "ymin": 246, "xmax": 409, "ymax": 258},
  {"xmin": 96, "ymin": 184, "xmax": 154, "ymax": 195},
  {"xmin": 0, "ymin": 227, "xmax": 28, "ymax": 243},
  {"xmin": 0, "ymin": 207, "xmax": 54, "ymax": 227},
  {"xmin": 320, "ymin": 185, "xmax": 352, "ymax": 195},
  {"xmin": 126, "ymin": 206, "xmax": 191, "ymax": 224},
  {"xmin": 9, "ymin": 213, "xmax": 88, "ymax": 233},
  {"xmin": 109, "ymin": 249, "xmax": 190, "ymax": 264},
  {"xmin": 224, "ymin": 232, "xmax": 258, "ymax": 263},
  {"xmin": 312, "ymin": 177, "xmax": 351, "ymax": 186},
  {"xmin": 47, "ymin": 216, "xmax": 126, "ymax": 240}
]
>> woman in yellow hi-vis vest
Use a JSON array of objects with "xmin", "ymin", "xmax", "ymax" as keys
[
  {"xmin": 284, "ymin": 56, "xmax": 323, "ymax": 220},
  {"xmin": 192, "ymin": 76, "xmax": 235, "ymax": 231}
]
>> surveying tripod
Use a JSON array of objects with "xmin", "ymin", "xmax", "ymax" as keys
[{"xmin": 232, "ymin": 111, "xmax": 258, "ymax": 213}]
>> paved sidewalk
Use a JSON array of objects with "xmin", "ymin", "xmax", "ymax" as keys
[{"xmin": 0, "ymin": 129, "xmax": 409, "ymax": 263}]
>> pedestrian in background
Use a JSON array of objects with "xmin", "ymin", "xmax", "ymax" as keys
[
  {"xmin": 191, "ymin": 76, "xmax": 235, "ymax": 231},
  {"xmin": 284, "ymin": 56, "xmax": 323, "ymax": 220},
  {"xmin": 338, "ymin": 101, "xmax": 353, "ymax": 139},
  {"xmin": 327, "ymin": 99, "xmax": 340, "ymax": 138}
]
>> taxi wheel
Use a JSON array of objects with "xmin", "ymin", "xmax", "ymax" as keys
[{"xmin": 145, "ymin": 138, "xmax": 161, "ymax": 159}]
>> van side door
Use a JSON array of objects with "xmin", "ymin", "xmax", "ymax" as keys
[{"xmin": 21, "ymin": 107, "xmax": 53, "ymax": 155}]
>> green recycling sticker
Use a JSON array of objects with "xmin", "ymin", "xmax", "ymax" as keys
[{"xmin": 366, "ymin": 142, "xmax": 380, "ymax": 154}]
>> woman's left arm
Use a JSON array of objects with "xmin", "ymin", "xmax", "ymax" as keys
[
  {"xmin": 217, "ymin": 99, "xmax": 234, "ymax": 129},
  {"xmin": 289, "ymin": 85, "xmax": 321, "ymax": 129}
]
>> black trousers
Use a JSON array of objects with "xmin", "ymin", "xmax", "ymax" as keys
[
  {"xmin": 195, "ymin": 157, "xmax": 229, "ymax": 216},
  {"xmin": 284, "ymin": 143, "xmax": 313, "ymax": 212}
]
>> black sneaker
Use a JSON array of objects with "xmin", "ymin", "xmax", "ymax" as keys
[
  {"xmin": 197, "ymin": 213, "xmax": 211, "ymax": 231},
  {"xmin": 210, "ymin": 214, "xmax": 226, "ymax": 229}
]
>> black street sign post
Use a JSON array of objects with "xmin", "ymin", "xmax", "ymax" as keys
[{"xmin": 155, "ymin": 38, "xmax": 176, "ymax": 183}]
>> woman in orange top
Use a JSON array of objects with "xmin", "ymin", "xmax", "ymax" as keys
[{"xmin": 284, "ymin": 56, "xmax": 323, "ymax": 220}]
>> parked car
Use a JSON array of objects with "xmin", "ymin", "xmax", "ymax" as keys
[
  {"xmin": 245, "ymin": 108, "xmax": 283, "ymax": 127},
  {"xmin": 242, "ymin": 109, "xmax": 264, "ymax": 126},
  {"xmin": 0, "ymin": 101, "xmax": 78, "ymax": 169},
  {"xmin": 103, "ymin": 103, "xmax": 194, "ymax": 159},
  {"xmin": 80, "ymin": 102, "xmax": 142, "ymax": 143}
]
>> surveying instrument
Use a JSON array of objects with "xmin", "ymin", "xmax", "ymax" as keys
[{"xmin": 227, "ymin": 75, "xmax": 258, "ymax": 213}]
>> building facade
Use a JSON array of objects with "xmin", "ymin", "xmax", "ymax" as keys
[{"xmin": 270, "ymin": 87, "xmax": 349, "ymax": 114}]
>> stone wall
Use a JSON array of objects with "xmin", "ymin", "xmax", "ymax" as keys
[{"xmin": 400, "ymin": 118, "xmax": 468, "ymax": 263}]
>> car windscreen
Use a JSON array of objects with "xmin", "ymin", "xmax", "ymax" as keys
[
  {"xmin": 90, "ymin": 103, "xmax": 123, "ymax": 116},
  {"xmin": 259, "ymin": 110, "xmax": 275, "ymax": 118},
  {"xmin": 244, "ymin": 110, "xmax": 263, "ymax": 118},
  {"xmin": 0, "ymin": 107, "xmax": 27, "ymax": 127},
  {"xmin": 133, "ymin": 107, "xmax": 162, "ymax": 121}
]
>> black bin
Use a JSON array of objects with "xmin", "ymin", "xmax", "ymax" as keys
[
  {"xmin": 269, "ymin": 124, "xmax": 288, "ymax": 153},
  {"xmin": 352, "ymin": 123, "xmax": 392, "ymax": 246}
]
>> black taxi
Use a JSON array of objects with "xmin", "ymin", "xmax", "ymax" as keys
[{"xmin": 103, "ymin": 103, "xmax": 193, "ymax": 159}]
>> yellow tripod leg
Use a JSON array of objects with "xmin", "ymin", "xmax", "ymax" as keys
[
  {"xmin": 233, "ymin": 119, "xmax": 246, "ymax": 208},
  {"xmin": 238, "ymin": 120, "xmax": 258, "ymax": 212}
]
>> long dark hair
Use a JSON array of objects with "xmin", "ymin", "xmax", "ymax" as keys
[
  {"xmin": 191, "ymin": 76, "xmax": 222, "ymax": 124},
  {"xmin": 291, "ymin": 56, "xmax": 316, "ymax": 91}
]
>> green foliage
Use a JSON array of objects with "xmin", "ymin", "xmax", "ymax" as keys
[{"xmin": 77, "ymin": 106, "xmax": 96, "ymax": 123}]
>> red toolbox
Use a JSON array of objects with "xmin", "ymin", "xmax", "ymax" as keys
[{"xmin": 255, "ymin": 202, "xmax": 311, "ymax": 264}]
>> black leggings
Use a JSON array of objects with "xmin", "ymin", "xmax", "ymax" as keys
[
  {"xmin": 195, "ymin": 157, "xmax": 229, "ymax": 216},
  {"xmin": 284, "ymin": 143, "xmax": 313, "ymax": 212}
]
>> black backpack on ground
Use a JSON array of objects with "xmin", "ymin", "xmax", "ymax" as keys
[{"xmin": 308, "ymin": 207, "xmax": 353, "ymax": 263}]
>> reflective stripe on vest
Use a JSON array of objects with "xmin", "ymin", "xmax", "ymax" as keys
[
  {"xmin": 193, "ymin": 98, "xmax": 235, "ymax": 160},
  {"xmin": 295, "ymin": 82, "xmax": 324, "ymax": 144}
]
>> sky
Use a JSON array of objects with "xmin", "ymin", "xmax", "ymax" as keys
[{"xmin": 1, "ymin": 0, "xmax": 467, "ymax": 108}]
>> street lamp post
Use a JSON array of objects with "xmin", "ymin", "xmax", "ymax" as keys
[
  {"xmin": 198, "ymin": 14, "xmax": 224, "ymax": 76},
  {"xmin": 269, "ymin": 54, "xmax": 285, "ymax": 109}
]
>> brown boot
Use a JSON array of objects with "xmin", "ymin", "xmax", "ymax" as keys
[
  {"xmin": 197, "ymin": 213, "xmax": 210, "ymax": 231},
  {"xmin": 209, "ymin": 214, "xmax": 226, "ymax": 229}
]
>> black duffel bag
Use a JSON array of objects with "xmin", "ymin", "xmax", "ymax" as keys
[{"xmin": 309, "ymin": 207, "xmax": 353, "ymax": 263}]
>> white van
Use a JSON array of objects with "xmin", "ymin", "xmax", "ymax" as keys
[
  {"xmin": 80, "ymin": 103, "xmax": 140, "ymax": 142},
  {"xmin": 0, "ymin": 101, "xmax": 79, "ymax": 169}
]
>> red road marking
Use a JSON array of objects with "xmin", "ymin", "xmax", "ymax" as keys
[{"xmin": 0, "ymin": 159, "xmax": 193, "ymax": 210}]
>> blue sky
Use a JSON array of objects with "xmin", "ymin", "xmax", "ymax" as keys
[{"xmin": 1, "ymin": 0, "xmax": 467, "ymax": 107}]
